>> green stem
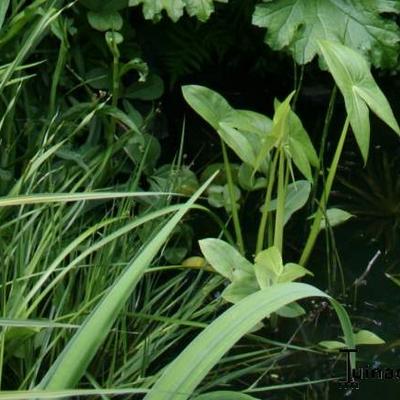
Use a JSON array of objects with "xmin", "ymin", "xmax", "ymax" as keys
[
  {"xmin": 256, "ymin": 150, "xmax": 279, "ymax": 254},
  {"xmin": 221, "ymin": 140, "xmax": 245, "ymax": 255},
  {"xmin": 49, "ymin": 37, "xmax": 68, "ymax": 115},
  {"xmin": 299, "ymin": 116, "xmax": 350, "ymax": 266},
  {"xmin": 274, "ymin": 148, "xmax": 287, "ymax": 254}
]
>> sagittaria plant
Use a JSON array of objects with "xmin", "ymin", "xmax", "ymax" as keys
[
  {"xmin": 182, "ymin": 85, "xmax": 319, "ymax": 258},
  {"xmin": 183, "ymin": 40, "xmax": 400, "ymax": 268}
]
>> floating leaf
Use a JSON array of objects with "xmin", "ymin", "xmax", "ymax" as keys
[
  {"xmin": 319, "ymin": 340, "xmax": 347, "ymax": 350},
  {"xmin": 354, "ymin": 330, "xmax": 385, "ymax": 345},
  {"xmin": 252, "ymin": 0, "xmax": 400, "ymax": 69},
  {"xmin": 320, "ymin": 208, "xmax": 354, "ymax": 230},
  {"xmin": 275, "ymin": 302, "xmax": 305, "ymax": 318}
]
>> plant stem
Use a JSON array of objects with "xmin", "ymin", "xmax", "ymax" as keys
[
  {"xmin": 220, "ymin": 139, "xmax": 245, "ymax": 255},
  {"xmin": 274, "ymin": 148, "xmax": 286, "ymax": 254},
  {"xmin": 256, "ymin": 150, "xmax": 279, "ymax": 255},
  {"xmin": 299, "ymin": 116, "xmax": 350, "ymax": 266}
]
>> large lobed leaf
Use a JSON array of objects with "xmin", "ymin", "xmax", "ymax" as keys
[
  {"xmin": 252, "ymin": 0, "xmax": 400, "ymax": 69},
  {"xmin": 129, "ymin": 0, "xmax": 228, "ymax": 22}
]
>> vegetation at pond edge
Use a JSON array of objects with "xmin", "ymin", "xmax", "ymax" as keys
[{"xmin": 0, "ymin": 1, "xmax": 400, "ymax": 399}]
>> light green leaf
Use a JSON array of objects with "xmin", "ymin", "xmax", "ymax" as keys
[
  {"xmin": 385, "ymin": 273, "xmax": 400, "ymax": 288},
  {"xmin": 253, "ymin": 92, "xmax": 295, "ymax": 173},
  {"xmin": 319, "ymin": 340, "xmax": 347, "ymax": 350},
  {"xmin": 269, "ymin": 180, "xmax": 311, "ymax": 225},
  {"xmin": 318, "ymin": 40, "xmax": 400, "ymax": 162},
  {"xmin": 252, "ymin": 0, "xmax": 400, "ymax": 69},
  {"xmin": 320, "ymin": 208, "xmax": 354, "ymax": 230},
  {"xmin": 182, "ymin": 85, "xmax": 232, "ymax": 131},
  {"xmin": 276, "ymin": 302, "xmax": 305, "ymax": 318},
  {"xmin": 218, "ymin": 122, "xmax": 259, "ymax": 167},
  {"xmin": 87, "ymin": 11, "xmax": 123, "ymax": 31},
  {"xmin": 0, "ymin": 0, "xmax": 10, "ymax": 30},
  {"xmin": 129, "ymin": 0, "xmax": 227, "ymax": 22},
  {"xmin": 38, "ymin": 175, "xmax": 217, "ymax": 390},
  {"xmin": 222, "ymin": 278, "xmax": 259, "ymax": 304},
  {"xmin": 254, "ymin": 246, "xmax": 283, "ymax": 288},
  {"xmin": 199, "ymin": 239, "xmax": 253, "ymax": 281},
  {"xmin": 238, "ymin": 163, "xmax": 267, "ymax": 191},
  {"xmin": 354, "ymin": 330, "xmax": 385, "ymax": 345},
  {"xmin": 145, "ymin": 282, "xmax": 355, "ymax": 400},
  {"xmin": 193, "ymin": 391, "xmax": 260, "ymax": 400},
  {"xmin": 278, "ymin": 263, "xmax": 313, "ymax": 283}
]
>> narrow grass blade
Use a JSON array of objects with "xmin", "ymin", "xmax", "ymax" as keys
[
  {"xmin": 38, "ymin": 174, "xmax": 216, "ymax": 390},
  {"xmin": 0, "ymin": 191, "xmax": 175, "ymax": 207},
  {"xmin": 0, "ymin": 388, "xmax": 148, "ymax": 400}
]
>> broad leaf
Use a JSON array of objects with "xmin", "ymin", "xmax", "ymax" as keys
[
  {"xmin": 278, "ymin": 263, "xmax": 313, "ymax": 283},
  {"xmin": 130, "ymin": 0, "xmax": 228, "ymax": 22},
  {"xmin": 275, "ymin": 302, "xmax": 305, "ymax": 318},
  {"xmin": 222, "ymin": 278, "xmax": 259, "ymax": 304},
  {"xmin": 87, "ymin": 11, "xmax": 123, "ymax": 31},
  {"xmin": 252, "ymin": 0, "xmax": 400, "ymax": 69},
  {"xmin": 145, "ymin": 282, "xmax": 355, "ymax": 400},
  {"xmin": 319, "ymin": 340, "xmax": 347, "ymax": 350},
  {"xmin": 254, "ymin": 246, "xmax": 283, "ymax": 288},
  {"xmin": 182, "ymin": 85, "xmax": 232, "ymax": 130},
  {"xmin": 320, "ymin": 208, "xmax": 354, "ymax": 230},
  {"xmin": 354, "ymin": 330, "xmax": 385, "ymax": 345},
  {"xmin": 199, "ymin": 239, "xmax": 253, "ymax": 281},
  {"xmin": 318, "ymin": 40, "xmax": 400, "ymax": 161},
  {"xmin": 268, "ymin": 180, "xmax": 311, "ymax": 225}
]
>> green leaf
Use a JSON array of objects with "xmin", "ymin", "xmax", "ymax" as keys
[
  {"xmin": 354, "ymin": 330, "xmax": 385, "ymax": 345},
  {"xmin": 199, "ymin": 239, "xmax": 253, "ymax": 281},
  {"xmin": 125, "ymin": 74, "xmax": 164, "ymax": 101},
  {"xmin": 38, "ymin": 175, "xmax": 217, "ymax": 390},
  {"xmin": 222, "ymin": 278, "xmax": 259, "ymax": 304},
  {"xmin": 320, "ymin": 208, "xmax": 354, "ymax": 230},
  {"xmin": 144, "ymin": 282, "xmax": 354, "ymax": 400},
  {"xmin": 268, "ymin": 180, "xmax": 311, "ymax": 225},
  {"xmin": 182, "ymin": 85, "xmax": 232, "ymax": 131},
  {"xmin": 276, "ymin": 302, "xmax": 305, "ymax": 318},
  {"xmin": 238, "ymin": 163, "xmax": 268, "ymax": 191},
  {"xmin": 193, "ymin": 391, "xmax": 260, "ymax": 400},
  {"xmin": 0, "ymin": 0, "xmax": 10, "ymax": 30},
  {"xmin": 87, "ymin": 11, "xmax": 123, "ymax": 31},
  {"xmin": 318, "ymin": 40, "xmax": 400, "ymax": 162},
  {"xmin": 254, "ymin": 246, "xmax": 283, "ymax": 288},
  {"xmin": 385, "ymin": 273, "xmax": 400, "ymax": 288},
  {"xmin": 278, "ymin": 263, "xmax": 313, "ymax": 283},
  {"xmin": 252, "ymin": 0, "xmax": 400, "ymax": 69},
  {"xmin": 319, "ymin": 340, "xmax": 347, "ymax": 350},
  {"xmin": 129, "ymin": 0, "xmax": 227, "ymax": 22}
]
